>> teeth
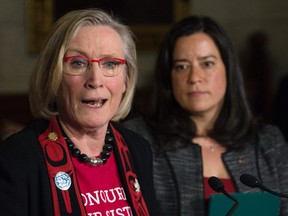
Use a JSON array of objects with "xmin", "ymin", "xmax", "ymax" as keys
[{"xmin": 87, "ymin": 100, "xmax": 104, "ymax": 107}]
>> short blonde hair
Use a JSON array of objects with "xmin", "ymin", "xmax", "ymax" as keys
[{"xmin": 29, "ymin": 9, "xmax": 137, "ymax": 121}]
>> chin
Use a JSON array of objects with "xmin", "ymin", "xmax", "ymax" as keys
[{"xmin": 189, "ymin": 107, "xmax": 210, "ymax": 114}]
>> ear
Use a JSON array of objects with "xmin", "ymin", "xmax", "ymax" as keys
[
  {"xmin": 122, "ymin": 72, "xmax": 128, "ymax": 94},
  {"xmin": 122, "ymin": 81, "xmax": 127, "ymax": 94}
]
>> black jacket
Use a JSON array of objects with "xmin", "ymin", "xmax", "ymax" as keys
[{"xmin": 0, "ymin": 119, "xmax": 157, "ymax": 215}]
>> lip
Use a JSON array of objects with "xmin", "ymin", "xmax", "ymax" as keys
[
  {"xmin": 187, "ymin": 91, "xmax": 207, "ymax": 96},
  {"xmin": 81, "ymin": 97, "xmax": 108, "ymax": 108}
]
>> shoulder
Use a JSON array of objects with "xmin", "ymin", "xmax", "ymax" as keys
[
  {"xmin": 0, "ymin": 120, "xmax": 50, "ymax": 193},
  {"xmin": 256, "ymin": 124, "xmax": 287, "ymax": 151},
  {"xmin": 111, "ymin": 121, "xmax": 151, "ymax": 150},
  {"xmin": 113, "ymin": 120, "xmax": 147, "ymax": 141},
  {"xmin": 121, "ymin": 116, "xmax": 148, "ymax": 131},
  {"xmin": 0, "ymin": 119, "xmax": 49, "ymax": 160},
  {"xmin": 259, "ymin": 124, "xmax": 283, "ymax": 135},
  {"xmin": 120, "ymin": 116, "xmax": 154, "ymax": 144},
  {"xmin": 258, "ymin": 124, "xmax": 286, "ymax": 143}
]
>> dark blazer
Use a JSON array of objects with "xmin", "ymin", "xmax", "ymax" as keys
[
  {"xmin": 0, "ymin": 119, "xmax": 157, "ymax": 216},
  {"xmin": 123, "ymin": 117, "xmax": 288, "ymax": 216}
]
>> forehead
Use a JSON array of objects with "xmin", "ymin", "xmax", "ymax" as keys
[
  {"xmin": 68, "ymin": 25, "xmax": 124, "ymax": 56},
  {"xmin": 173, "ymin": 32, "xmax": 220, "ymax": 58}
]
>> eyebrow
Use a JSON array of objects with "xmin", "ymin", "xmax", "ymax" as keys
[
  {"xmin": 198, "ymin": 54, "xmax": 218, "ymax": 61},
  {"xmin": 65, "ymin": 49, "xmax": 87, "ymax": 57},
  {"xmin": 66, "ymin": 49, "xmax": 124, "ymax": 59},
  {"xmin": 173, "ymin": 59, "xmax": 190, "ymax": 64},
  {"xmin": 173, "ymin": 54, "xmax": 218, "ymax": 63}
]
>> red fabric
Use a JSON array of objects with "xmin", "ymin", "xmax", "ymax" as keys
[
  {"xmin": 38, "ymin": 117, "xmax": 86, "ymax": 216},
  {"xmin": 111, "ymin": 124, "xmax": 149, "ymax": 216},
  {"xmin": 38, "ymin": 118, "xmax": 149, "ymax": 215},
  {"xmin": 204, "ymin": 177, "xmax": 237, "ymax": 200},
  {"xmin": 72, "ymin": 151, "xmax": 132, "ymax": 215}
]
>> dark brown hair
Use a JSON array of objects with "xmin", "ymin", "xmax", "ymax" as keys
[{"xmin": 146, "ymin": 15, "xmax": 260, "ymax": 151}]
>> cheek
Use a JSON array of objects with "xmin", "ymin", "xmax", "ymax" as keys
[
  {"xmin": 212, "ymin": 72, "xmax": 227, "ymax": 99},
  {"xmin": 60, "ymin": 79, "xmax": 78, "ymax": 98},
  {"xmin": 109, "ymin": 76, "xmax": 126, "ymax": 98},
  {"xmin": 57, "ymin": 78, "xmax": 80, "ymax": 105}
]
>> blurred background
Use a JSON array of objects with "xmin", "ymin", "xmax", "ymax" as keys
[{"xmin": 1, "ymin": 0, "xmax": 288, "ymax": 140}]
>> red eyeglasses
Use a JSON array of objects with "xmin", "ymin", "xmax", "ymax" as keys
[{"xmin": 64, "ymin": 56, "xmax": 126, "ymax": 77}]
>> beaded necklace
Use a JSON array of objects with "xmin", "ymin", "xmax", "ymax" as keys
[{"xmin": 64, "ymin": 127, "xmax": 114, "ymax": 166}]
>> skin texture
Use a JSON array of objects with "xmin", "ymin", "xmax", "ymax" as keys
[
  {"xmin": 56, "ymin": 26, "xmax": 127, "ymax": 155},
  {"xmin": 171, "ymin": 32, "xmax": 229, "ymax": 178},
  {"xmin": 171, "ymin": 32, "xmax": 226, "ymax": 124}
]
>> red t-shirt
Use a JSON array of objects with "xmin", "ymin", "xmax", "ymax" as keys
[{"xmin": 72, "ymin": 151, "xmax": 132, "ymax": 216}]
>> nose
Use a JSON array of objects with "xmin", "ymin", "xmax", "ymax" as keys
[
  {"xmin": 84, "ymin": 63, "xmax": 104, "ymax": 88},
  {"xmin": 187, "ymin": 66, "xmax": 202, "ymax": 84}
]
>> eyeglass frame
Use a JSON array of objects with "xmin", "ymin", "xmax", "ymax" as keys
[{"xmin": 63, "ymin": 56, "xmax": 126, "ymax": 77}]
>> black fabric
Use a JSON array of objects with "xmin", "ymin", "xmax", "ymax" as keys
[
  {"xmin": 0, "ymin": 119, "xmax": 157, "ymax": 216},
  {"xmin": 112, "ymin": 122, "xmax": 158, "ymax": 215}
]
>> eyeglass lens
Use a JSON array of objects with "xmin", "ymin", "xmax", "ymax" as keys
[{"xmin": 65, "ymin": 56, "xmax": 125, "ymax": 77}]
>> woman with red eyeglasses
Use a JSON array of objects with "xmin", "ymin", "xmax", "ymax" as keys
[{"xmin": 0, "ymin": 9, "xmax": 157, "ymax": 216}]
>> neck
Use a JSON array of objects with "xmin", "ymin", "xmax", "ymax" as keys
[
  {"xmin": 191, "ymin": 113, "xmax": 216, "ymax": 136},
  {"xmin": 59, "ymin": 119, "xmax": 108, "ymax": 156},
  {"xmin": 64, "ymin": 125, "xmax": 114, "ymax": 166}
]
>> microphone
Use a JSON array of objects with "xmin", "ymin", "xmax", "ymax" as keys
[
  {"xmin": 240, "ymin": 173, "xmax": 288, "ymax": 198},
  {"xmin": 208, "ymin": 176, "xmax": 239, "ymax": 216}
]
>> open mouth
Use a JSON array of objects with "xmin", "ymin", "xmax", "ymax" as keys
[{"xmin": 82, "ymin": 99, "xmax": 107, "ymax": 108}]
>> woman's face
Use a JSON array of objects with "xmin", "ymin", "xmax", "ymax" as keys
[
  {"xmin": 57, "ymin": 25, "xmax": 126, "ymax": 130},
  {"xmin": 171, "ymin": 32, "xmax": 226, "ymax": 119}
]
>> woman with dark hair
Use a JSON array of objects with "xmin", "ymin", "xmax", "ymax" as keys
[{"xmin": 123, "ymin": 15, "xmax": 288, "ymax": 215}]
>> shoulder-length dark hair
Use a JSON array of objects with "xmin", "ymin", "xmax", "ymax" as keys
[{"xmin": 146, "ymin": 15, "xmax": 260, "ymax": 151}]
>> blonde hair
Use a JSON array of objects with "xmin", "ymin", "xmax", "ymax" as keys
[{"xmin": 29, "ymin": 8, "xmax": 137, "ymax": 121}]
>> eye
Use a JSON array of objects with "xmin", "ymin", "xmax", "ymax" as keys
[
  {"xmin": 201, "ymin": 61, "xmax": 215, "ymax": 69},
  {"xmin": 173, "ymin": 62, "xmax": 191, "ymax": 72},
  {"xmin": 69, "ymin": 57, "xmax": 89, "ymax": 70},
  {"xmin": 100, "ymin": 59, "xmax": 121, "ymax": 70}
]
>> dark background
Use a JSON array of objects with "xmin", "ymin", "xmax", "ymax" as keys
[{"xmin": 54, "ymin": 0, "xmax": 173, "ymax": 24}]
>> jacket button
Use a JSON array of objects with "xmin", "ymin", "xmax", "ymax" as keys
[{"xmin": 237, "ymin": 156, "xmax": 245, "ymax": 164}]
